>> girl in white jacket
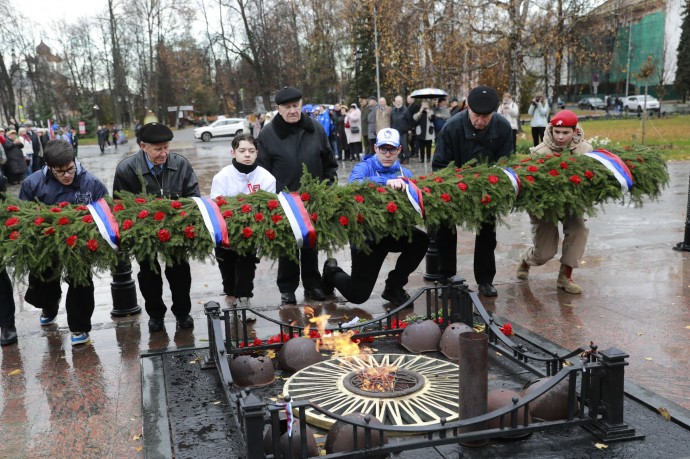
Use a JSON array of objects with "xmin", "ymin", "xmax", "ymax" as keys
[
  {"xmin": 210, "ymin": 134, "xmax": 276, "ymax": 321},
  {"xmin": 527, "ymin": 92, "xmax": 549, "ymax": 147}
]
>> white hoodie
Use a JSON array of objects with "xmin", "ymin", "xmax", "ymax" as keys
[{"xmin": 210, "ymin": 164, "xmax": 276, "ymax": 198}]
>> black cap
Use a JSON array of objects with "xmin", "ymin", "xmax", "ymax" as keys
[
  {"xmin": 467, "ymin": 86, "xmax": 499, "ymax": 114},
  {"xmin": 274, "ymin": 87, "xmax": 303, "ymax": 105},
  {"xmin": 139, "ymin": 122, "xmax": 174, "ymax": 143},
  {"xmin": 451, "ymin": 97, "xmax": 459, "ymax": 103},
  {"xmin": 368, "ymin": 95, "xmax": 376, "ymax": 101}
]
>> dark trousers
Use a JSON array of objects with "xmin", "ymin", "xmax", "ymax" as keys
[
  {"xmin": 362, "ymin": 136, "xmax": 369, "ymax": 154},
  {"xmin": 0, "ymin": 270, "xmax": 15, "ymax": 328},
  {"xmin": 277, "ymin": 248, "xmax": 322, "ymax": 293},
  {"xmin": 398, "ymin": 131, "xmax": 409, "ymax": 161},
  {"xmin": 348, "ymin": 141, "xmax": 362, "ymax": 161},
  {"xmin": 418, "ymin": 139, "xmax": 432, "ymax": 162},
  {"xmin": 25, "ymin": 270, "xmax": 94, "ymax": 332},
  {"xmin": 331, "ymin": 229, "xmax": 429, "ymax": 304},
  {"xmin": 215, "ymin": 247, "xmax": 257, "ymax": 298},
  {"xmin": 435, "ymin": 220, "xmax": 497, "ymax": 285},
  {"xmin": 368, "ymin": 138, "xmax": 376, "ymax": 155},
  {"xmin": 531, "ymin": 126, "xmax": 546, "ymax": 147},
  {"xmin": 137, "ymin": 259, "xmax": 192, "ymax": 319},
  {"xmin": 511, "ymin": 129, "xmax": 518, "ymax": 154}
]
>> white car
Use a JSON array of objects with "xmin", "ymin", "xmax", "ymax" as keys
[
  {"xmin": 623, "ymin": 95, "xmax": 660, "ymax": 113},
  {"xmin": 194, "ymin": 117, "xmax": 247, "ymax": 142}
]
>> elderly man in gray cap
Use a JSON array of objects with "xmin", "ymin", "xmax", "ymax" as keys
[
  {"xmin": 113, "ymin": 122, "xmax": 200, "ymax": 332},
  {"xmin": 432, "ymin": 85, "xmax": 513, "ymax": 298},
  {"xmin": 258, "ymin": 86, "xmax": 338, "ymax": 305}
]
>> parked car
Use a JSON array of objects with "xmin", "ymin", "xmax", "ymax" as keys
[
  {"xmin": 194, "ymin": 117, "xmax": 247, "ymax": 142},
  {"xmin": 623, "ymin": 95, "xmax": 660, "ymax": 113},
  {"xmin": 577, "ymin": 97, "xmax": 606, "ymax": 110}
]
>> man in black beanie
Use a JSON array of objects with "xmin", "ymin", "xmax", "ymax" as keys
[
  {"xmin": 113, "ymin": 122, "xmax": 201, "ymax": 332},
  {"xmin": 258, "ymin": 87, "xmax": 338, "ymax": 304},
  {"xmin": 432, "ymin": 85, "xmax": 513, "ymax": 298}
]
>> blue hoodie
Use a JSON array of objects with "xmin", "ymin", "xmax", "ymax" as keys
[
  {"xmin": 348, "ymin": 155, "xmax": 412, "ymax": 185},
  {"xmin": 19, "ymin": 161, "xmax": 108, "ymax": 205}
]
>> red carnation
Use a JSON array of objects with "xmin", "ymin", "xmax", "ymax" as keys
[
  {"xmin": 457, "ymin": 182, "xmax": 468, "ymax": 191},
  {"xmin": 237, "ymin": 197, "xmax": 245, "ymax": 202},
  {"xmin": 570, "ymin": 175, "xmax": 582, "ymax": 185},
  {"xmin": 171, "ymin": 201, "xmax": 182, "ymax": 209},
  {"xmin": 150, "ymin": 211, "xmax": 164, "ymax": 221},
  {"xmin": 135, "ymin": 197, "xmax": 147, "ymax": 204},
  {"xmin": 455, "ymin": 174, "xmax": 464, "ymax": 179},
  {"xmin": 548, "ymin": 169, "xmax": 559, "ymax": 176},
  {"xmin": 545, "ymin": 154, "xmax": 553, "ymax": 159},
  {"xmin": 252, "ymin": 212, "xmax": 263, "ymax": 222},
  {"xmin": 138, "ymin": 210, "xmax": 149, "ymax": 219},
  {"xmin": 241, "ymin": 204, "xmax": 252, "ymax": 213},
  {"xmin": 339, "ymin": 216, "xmax": 349, "ymax": 226},
  {"xmin": 560, "ymin": 162, "xmax": 569, "ymax": 169},
  {"xmin": 50, "ymin": 207, "xmax": 61, "ymax": 213},
  {"xmin": 57, "ymin": 217, "xmax": 70, "ymax": 225},
  {"xmin": 440, "ymin": 193, "xmax": 451, "ymax": 202},
  {"xmin": 520, "ymin": 158, "xmax": 531, "ymax": 163},
  {"xmin": 525, "ymin": 175, "xmax": 535, "ymax": 183},
  {"xmin": 5, "ymin": 217, "xmax": 19, "ymax": 227},
  {"xmin": 265, "ymin": 229, "xmax": 276, "ymax": 240},
  {"xmin": 75, "ymin": 205, "xmax": 88, "ymax": 211},
  {"xmin": 473, "ymin": 173, "xmax": 480, "ymax": 178},
  {"xmin": 267, "ymin": 200, "xmax": 279, "ymax": 210},
  {"xmin": 122, "ymin": 219, "xmax": 133, "ymax": 230},
  {"xmin": 6, "ymin": 205, "xmax": 18, "ymax": 212},
  {"xmin": 157, "ymin": 229, "xmax": 171, "ymax": 242},
  {"xmin": 223, "ymin": 210, "xmax": 233, "ymax": 218},
  {"xmin": 409, "ymin": 178, "xmax": 418, "ymax": 184},
  {"xmin": 215, "ymin": 196, "xmax": 227, "ymax": 206},
  {"xmin": 568, "ymin": 156, "xmax": 577, "ymax": 162},
  {"xmin": 272, "ymin": 214, "xmax": 283, "ymax": 224},
  {"xmin": 242, "ymin": 227, "xmax": 253, "ymax": 238},
  {"xmin": 537, "ymin": 159, "xmax": 545, "ymax": 164},
  {"xmin": 585, "ymin": 170, "xmax": 595, "ymax": 179},
  {"xmin": 433, "ymin": 176, "xmax": 444, "ymax": 183},
  {"xmin": 527, "ymin": 165, "xmax": 538, "ymax": 173},
  {"xmin": 58, "ymin": 201, "xmax": 69, "ymax": 208},
  {"xmin": 357, "ymin": 213, "xmax": 365, "ymax": 223},
  {"xmin": 82, "ymin": 215, "xmax": 94, "ymax": 223},
  {"xmin": 488, "ymin": 175, "xmax": 499, "ymax": 185},
  {"xmin": 481, "ymin": 195, "xmax": 491, "ymax": 204},
  {"xmin": 423, "ymin": 187, "xmax": 431, "ymax": 194},
  {"xmin": 554, "ymin": 153, "xmax": 562, "ymax": 157},
  {"xmin": 113, "ymin": 203, "xmax": 125, "ymax": 212},
  {"xmin": 9, "ymin": 231, "xmax": 19, "ymax": 240},
  {"xmin": 386, "ymin": 201, "xmax": 398, "ymax": 213},
  {"xmin": 300, "ymin": 192, "xmax": 310, "ymax": 202},
  {"xmin": 86, "ymin": 239, "xmax": 99, "ymax": 251},
  {"xmin": 355, "ymin": 195, "xmax": 364, "ymax": 203},
  {"xmin": 34, "ymin": 217, "xmax": 45, "ymax": 225},
  {"xmin": 66, "ymin": 235, "xmax": 78, "ymax": 247},
  {"xmin": 44, "ymin": 227, "xmax": 55, "ymax": 235},
  {"xmin": 179, "ymin": 211, "xmax": 187, "ymax": 217},
  {"xmin": 184, "ymin": 225, "xmax": 195, "ymax": 239},
  {"xmin": 376, "ymin": 187, "xmax": 386, "ymax": 193},
  {"xmin": 311, "ymin": 212, "xmax": 318, "ymax": 222},
  {"xmin": 499, "ymin": 323, "xmax": 513, "ymax": 336},
  {"xmin": 419, "ymin": 175, "xmax": 427, "ymax": 179}
]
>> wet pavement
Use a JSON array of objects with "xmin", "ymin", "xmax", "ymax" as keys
[{"xmin": 1, "ymin": 128, "xmax": 690, "ymax": 457}]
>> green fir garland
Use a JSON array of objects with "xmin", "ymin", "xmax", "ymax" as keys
[{"xmin": 0, "ymin": 146, "xmax": 669, "ymax": 286}]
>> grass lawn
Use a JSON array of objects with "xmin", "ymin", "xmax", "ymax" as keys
[{"xmin": 517, "ymin": 114, "xmax": 690, "ymax": 161}]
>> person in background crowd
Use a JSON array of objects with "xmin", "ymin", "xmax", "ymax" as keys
[
  {"xmin": 0, "ymin": 172, "xmax": 17, "ymax": 346},
  {"xmin": 366, "ymin": 96, "xmax": 377, "ymax": 156},
  {"xmin": 97, "ymin": 125, "xmax": 107, "ymax": 154},
  {"xmin": 328, "ymin": 105, "xmax": 339, "ymax": 160},
  {"xmin": 20, "ymin": 140, "xmax": 109, "ymax": 346},
  {"xmin": 517, "ymin": 110, "xmax": 591, "ymax": 294},
  {"xmin": 70, "ymin": 128, "xmax": 79, "ymax": 157},
  {"xmin": 336, "ymin": 105, "xmax": 348, "ymax": 161},
  {"xmin": 113, "ymin": 122, "xmax": 200, "ymax": 333},
  {"xmin": 345, "ymin": 103, "xmax": 362, "ymax": 161},
  {"xmin": 257, "ymin": 86, "xmax": 338, "ymax": 305},
  {"xmin": 528, "ymin": 92, "xmax": 549, "ymax": 147},
  {"xmin": 498, "ymin": 92, "xmax": 520, "ymax": 154},
  {"xmin": 375, "ymin": 97, "xmax": 392, "ymax": 133},
  {"xmin": 112, "ymin": 127, "xmax": 119, "ymax": 151},
  {"xmin": 3, "ymin": 129, "xmax": 27, "ymax": 184},
  {"xmin": 210, "ymin": 134, "xmax": 276, "ymax": 321},
  {"xmin": 359, "ymin": 96, "xmax": 371, "ymax": 155},
  {"xmin": 390, "ymin": 95, "xmax": 411, "ymax": 164},
  {"xmin": 406, "ymin": 95, "xmax": 420, "ymax": 158},
  {"xmin": 449, "ymin": 97, "xmax": 462, "ymax": 117},
  {"xmin": 432, "ymin": 85, "xmax": 513, "ymax": 298},
  {"xmin": 25, "ymin": 123, "xmax": 41, "ymax": 172},
  {"xmin": 432, "ymin": 97, "xmax": 451, "ymax": 143},
  {"xmin": 18, "ymin": 127, "xmax": 33, "ymax": 176},
  {"xmin": 104, "ymin": 125, "xmax": 111, "ymax": 148},
  {"xmin": 412, "ymin": 100, "xmax": 434, "ymax": 163}
]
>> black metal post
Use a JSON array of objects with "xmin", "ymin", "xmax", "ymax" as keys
[
  {"xmin": 447, "ymin": 276, "xmax": 471, "ymax": 326},
  {"xmin": 458, "ymin": 331, "xmax": 489, "ymax": 447},
  {"xmin": 202, "ymin": 302, "xmax": 220, "ymax": 369},
  {"xmin": 241, "ymin": 390, "xmax": 268, "ymax": 459},
  {"xmin": 423, "ymin": 236, "xmax": 445, "ymax": 281},
  {"xmin": 674, "ymin": 173, "xmax": 690, "ymax": 251},
  {"xmin": 110, "ymin": 258, "xmax": 141, "ymax": 317}
]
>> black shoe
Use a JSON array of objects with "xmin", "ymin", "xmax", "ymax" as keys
[
  {"xmin": 148, "ymin": 318, "xmax": 165, "ymax": 333},
  {"xmin": 322, "ymin": 258, "xmax": 338, "ymax": 295},
  {"xmin": 281, "ymin": 292, "xmax": 297, "ymax": 304},
  {"xmin": 305, "ymin": 288, "xmax": 327, "ymax": 301},
  {"xmin": 1, "ymin": 326, "xmax": 18, "ymax": 346},
  {"xmin": 176, "ymin": 315, "xmax": 194, "ymax": 329},
  {"xmin": 477, "ymin": 283, "xmax": 498, "ymax": 297},
  {"xmin": 381, "ymin": 287, "xmax": 411, "ymax": 306}
]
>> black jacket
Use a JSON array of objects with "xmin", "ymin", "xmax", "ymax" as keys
[
  {"xmin": 112, "ymin": 150, "xmax": 200, "ymax": 199},
  {"xmin": 257, "ymin": 114, "xmax": 337, "ymax": 192},
  {"xmin": 2, "ymin": 138, "xmax": 27, "ymax": 176},
  {"xmin": 390, "ymin": 106, "xmax": 411, "ymax": 133},
  {"xmin": 432, "ymin": 110, "xmax": 513, "ymax": 170}
]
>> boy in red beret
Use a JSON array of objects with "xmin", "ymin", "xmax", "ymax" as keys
[{"xmin": 517, "ymin": 110, "xmax": 592, "ymax": 294}]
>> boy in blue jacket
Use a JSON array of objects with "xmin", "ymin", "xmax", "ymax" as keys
[{"xmin": 322, "ymin": 128, "xmax": 429, "ymax": 306}]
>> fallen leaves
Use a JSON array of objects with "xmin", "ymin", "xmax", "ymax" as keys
[
  {"xmin": 594, "ymin": 442, "xmax": 608, "ymax": 449},
  {"xmin": 657, "ymin": 407, "xmax": 671, "ymax": 421},
  {"xmin": 8, "ymin": 369, "xmax": 21, "ymax": 376}
]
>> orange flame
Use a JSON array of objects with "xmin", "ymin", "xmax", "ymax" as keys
[{"xmin": 310, "ymin": 314, "xmax": 363, "ymax": 357}]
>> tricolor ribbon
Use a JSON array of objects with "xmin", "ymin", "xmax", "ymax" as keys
[
  {"xmin": 400, "ymin": 177, "xmax": 425, "ymax": 218},
  {"xmin": 278, "ymin": 192, "xmax": 317, "ymax": 249},
  {"xmin": 192, "ymin": 197, "xmax": 230, "ymax": 247},
  {"xmin": 501, "ymin": 167, "xmax": 522, "ymax": 197},
  {"xmin": 583, "ymin": 149, "xmax": 633, "ymax": 193},
  {"xmin": 87, "ymin": 198, "xmax": 120, "ymax": 250}
]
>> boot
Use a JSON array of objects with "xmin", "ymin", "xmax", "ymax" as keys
[
  {"xmin": 557, "ymin": 265, "xmax": 582, "ymax": 294},
  {"xmin": 516, "ymin": 260, "xmax": 530, "ymax": 280}
]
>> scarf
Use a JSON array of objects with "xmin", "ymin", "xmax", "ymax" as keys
[
  {"xmin": 232, "ymin": 158, "xmax": 258, "ymax": 174},
  {"xmin": 271, "ymin": 112, "xmax": 315, "ymax": 139}
]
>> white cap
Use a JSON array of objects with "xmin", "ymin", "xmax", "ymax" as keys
[{"xmin": 375, "ymin": 128, "xmax": 400, "ymax": 148}]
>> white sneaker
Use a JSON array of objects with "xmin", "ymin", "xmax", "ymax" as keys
[{"xmin": 238, "ymin": 297, "xmax": 257, "ymax": 322}]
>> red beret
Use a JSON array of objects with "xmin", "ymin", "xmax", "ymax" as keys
[{"xmin": 551, "ymin": 110, "xmax": 578, "ymax": 128}]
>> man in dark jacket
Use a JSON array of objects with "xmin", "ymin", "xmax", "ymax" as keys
[
  {"xmin": 359, "ymin": 96, "xmax": 370, "ymax": 155},
  {"xmin": 257, "ymin": 86, "xmax": 338, "ymax": 304},
  {"xmin": 390, "ymin": 95, "xmax": 411, "ymax": 163},
  {"xmin": 0, "ymin": 173, "xmax": 17, "ymax": 346},
  {"xmin": 432, "ymin": 86, "xmax": 513, "ymax": 298},
  {"xmin": 20, "ymin": 140, "xmax": 109, "ymax": 346},
  {"xmin": 113, "ymin": 123, "xmax": 200, "ymax": 332}
]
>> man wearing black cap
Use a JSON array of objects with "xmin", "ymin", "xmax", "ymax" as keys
[
  {"xmin": 258, "ymin": 87, "xmax": 338, "ymax": 304},
  {"xmin": 432, "ymin": 85, "xmax": 513, "ymax": 297},
  {"xmin": 113, "ymin": 122, "xmax": 201, "ymax": 332}
]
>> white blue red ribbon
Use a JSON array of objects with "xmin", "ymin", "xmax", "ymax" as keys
[
  {"xmin": 501, "ymin": 167, "xmax": 522, "ymax": 197},
  {"xmin": 400, "ymin": 177, "xmax": 425, "ymax": 218},
  {"xmin": 87, "ymin": 198, "xmax": 120, "ymax": 250},
  {"xmin": 278, "ymin": 192, "xmax": 317, "ymax": 249},
  {"xmin": 192, "ymin": 197, "xmax": 230, "ymax": 247},
  {"xmin": 583, "ymin": 149, "xmax": 633, "ymax": 193}
]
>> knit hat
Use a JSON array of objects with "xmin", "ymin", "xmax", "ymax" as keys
[
  {"xmin": 550, "ymin": 110, "xmax": 578, "ymax": 128},
  {"xmin": 467, "ymin": 86, "xmax": 499, "ymax": 114}
]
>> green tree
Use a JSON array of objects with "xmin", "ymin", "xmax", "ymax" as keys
[{"xmin": 676, "ymin": 0, "xmax": 690, "ymax": 101}]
